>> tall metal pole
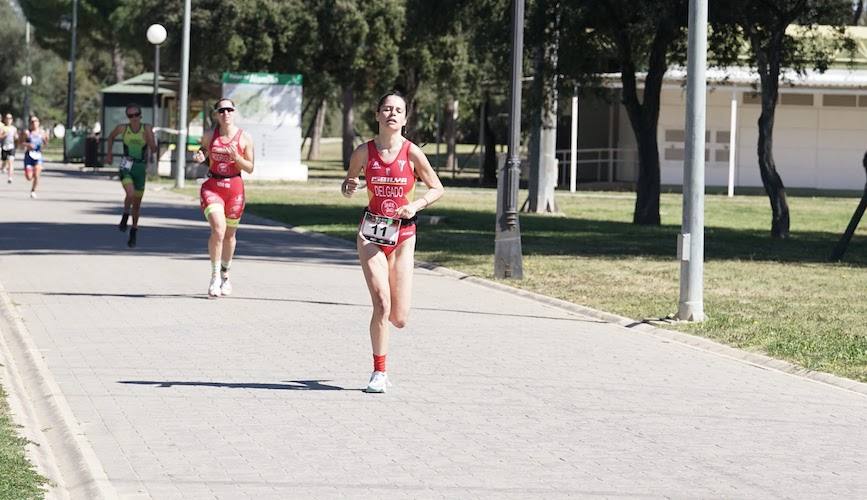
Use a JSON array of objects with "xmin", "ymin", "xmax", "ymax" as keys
[
  {"xmin": 153, "ymin": 45, "xmax": 160, "ymax": 128},
  {"xmin": 64, "ymin": 0, "xmax": 78, "ymax": 162},
  {"xmin": 23, "ymin": 23, "xmax": 31, "ymax": 123},
  {"xmin": 570, "ymin": 91, "xmax": 578, "ymax": 193},
  {"xmin": 676, "ymin": 0, "xmax": 707, "ymax": 322},
  {"xmin": 175, "ymin": 0, "xmax": 191, "ymax": 189},
  {"xmin": 494, "ymin": 0, "xmax": 524, "ymax": 279}
]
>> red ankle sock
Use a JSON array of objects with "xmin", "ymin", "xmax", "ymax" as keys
[{"xmin": 373, "ymin": 354, "xmax": 386, "ymax": 372}]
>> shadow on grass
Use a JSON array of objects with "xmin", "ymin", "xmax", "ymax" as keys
[{"xmin": 244, "ymin": 202, "xmax": 867, "ymax": 266}]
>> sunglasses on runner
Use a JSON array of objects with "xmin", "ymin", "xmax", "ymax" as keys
[
  {"xmin": 217, "ymin": 107, "xmax": 235, "ymax": 114},
  {"xmin": 127, "ymin": 112, "xmax": 141, "ymax": 118}
]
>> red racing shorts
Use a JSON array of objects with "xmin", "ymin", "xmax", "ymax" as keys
[
  {"xmin": 359, "ymin": 209, "xmax": 417, "ymax": 257},
  {"xmin": 200, "ymin": 175, "xmax": 245, "ymax": 227}
]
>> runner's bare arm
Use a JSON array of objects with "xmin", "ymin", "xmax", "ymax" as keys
[
  {"xmin": 225, "ymin": 132, "xmax": 254, "ymax": 174},
  {"xmin": 192, "ymin": 131, "xmax": 212, "ymax": 164},
  {"xmin": 104, "ymin": 125, "xmax": 125, "ymax": 163},
  {"xmin": 341, "ymin": 143, "xmax": 368, "ymax": 198},
  {"xmin": 394, "ymin": 143, "xmax": 444, "ymax": 219}
]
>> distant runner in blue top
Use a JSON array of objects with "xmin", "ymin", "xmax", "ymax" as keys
[{"xmin": 23, "ymin": 116, "xmax": 48, "ymax": 199}]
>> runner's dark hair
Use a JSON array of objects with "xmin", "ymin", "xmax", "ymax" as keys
[
  {"xmin": 214, "ymin": 98, "xmax": 236, "ymax": 110},
  {"xmin": 376, "ymin": 91, "xmax": 406, "ymax": 112}
]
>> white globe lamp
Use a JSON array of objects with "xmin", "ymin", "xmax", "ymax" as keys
[{"xmin": 146, "ymin": 24, "xmax": 167, "ymax": 45}]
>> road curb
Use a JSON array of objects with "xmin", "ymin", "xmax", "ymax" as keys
[{"xmin": 0, "ymin": 279, "xmax": 119, "ymax": 499}]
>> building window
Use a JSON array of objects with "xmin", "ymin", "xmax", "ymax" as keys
[
  {"xmin": 823, "ymin": 94, "xmax": 857, "ymax": 107},
  {"xmin": 859, "ymin": 95, "xmax": 867, "ymax": 107},
  {"xmin": 780, "ymin": 93, "xmax": 813, "ymax": 106},
  {"xmin": 664, "ymin": 129, "xmax": 726, "ymax": 164},
  {"xmin": 665, "ymin": 129, "xmax": 684, "ymax": 142},
  {"xmin": 664, "ymin": 147, "xmax": 684, "ymax": 161}
]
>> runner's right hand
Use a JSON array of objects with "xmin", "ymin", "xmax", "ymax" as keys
[
  {"xmin": 193, "ymin": 149, "xmax": 206, "ymax": 163},
  {"xmin": 105, "ymin": 153, "xmax": 113, "ymax": 165},
  {"xmin": 342, "ymin": 177, "xmax": 359, "ymax": 198}
]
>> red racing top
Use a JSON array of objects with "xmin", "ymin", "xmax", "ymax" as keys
[
  {"xmin": 365, "ymin": 139, "xmax": 416, "ymax": 218},
  {"xmin": 208, "ymin": 128, "xmax": 245, "ymax": 177}
]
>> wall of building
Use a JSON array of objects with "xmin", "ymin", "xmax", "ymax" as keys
[{"xmin": 657, "ymin": 87, "xmax": 867, "ymax": 190}]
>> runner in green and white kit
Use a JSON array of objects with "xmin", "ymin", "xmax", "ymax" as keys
[
  {"xmin": 105, "ymin": 104, "xmax": 157, "ymax": 248},
  {"xmin": 1, "ymin": 113, "xmax": 18, "ymax": 183}
]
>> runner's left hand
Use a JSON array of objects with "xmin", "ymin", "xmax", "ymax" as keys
[
  {"xmin": 395, "ymin": 204, "xmax": 417, "ymax": 219},
  {"xmin": 227, "ymin": 145, "xmax": 241, "ymax": 161}
]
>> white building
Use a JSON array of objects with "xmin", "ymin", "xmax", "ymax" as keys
[{"xmin": 577, "ymin": 28, "xmax": 867, "ymax": 191}]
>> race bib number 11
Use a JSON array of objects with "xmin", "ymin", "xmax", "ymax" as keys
[{"xmin": 360, "ymin": 212, "xmax": 401, "ymax": 246}]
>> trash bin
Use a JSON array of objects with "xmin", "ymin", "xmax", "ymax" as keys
[
  {"xmin": 64, "ymin": 131, "xmax": 87, "ymax": 162},
  {"xmin": 84, "ymin": 136, "xmax": 99, "ymax": 167}
]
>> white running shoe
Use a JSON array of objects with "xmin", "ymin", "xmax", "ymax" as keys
[
  {"xmin": 207, "ymin": 276, "xmax": 222, "ymax": 298},
  {"xmin": 29, "ymin": 191, "xmax": 37, "ymax": 199},
  {"xmin": 364, "ymin": 371, "xmax": 390, "ymax": 393},
  {"xmin": 220, "ymin": 276, "xmax": 232, "ymax": 296}
]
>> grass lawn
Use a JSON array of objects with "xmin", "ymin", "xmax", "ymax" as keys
[
  {"xmin": 171, "ymin": 140, "xmax": 867, "ymax": 382},
  {"xmin": 0, "ymin": 385, "xmax": 47, "ymax": 499}
]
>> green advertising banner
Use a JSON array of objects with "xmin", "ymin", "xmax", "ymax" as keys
[{"xmin": 221, "ymin": 72, "xmax": 306, "ymax": 180}]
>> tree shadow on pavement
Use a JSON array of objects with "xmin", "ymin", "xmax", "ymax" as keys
[
  {"xmin": 117, "ymin": 380, "xmax": 353, "ymax": 391},
  {"xmin": 24, "ymin": 291, "xmax": 604, "ymax": 323},
  {"xmin": 0, "ymin": 220, "xmax": 358, "ymax": 267}
]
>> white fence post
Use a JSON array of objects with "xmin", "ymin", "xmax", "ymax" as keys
[{"xmin": 570, "ymin": 95, "xmax": 578, "ymax": 192}]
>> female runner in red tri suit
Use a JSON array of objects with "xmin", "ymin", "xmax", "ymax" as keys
[
  {"xmin": 192, "ymin": 98, "xmax": 255, "ymax": 298},
  {"xmin": 341, "ymin": 91, "xmax": 444, "ymax": 393}
]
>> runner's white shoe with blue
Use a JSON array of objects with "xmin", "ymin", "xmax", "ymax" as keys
[
  {"xmin": 220, "ymin": 276, "xmax": 232, "ymax": 296},
  {"xmin": 208, "ymin": 276, "xmax": 222, "ymax": 298},
  {"xmin": 364, "ymin": 371, "xmax": 390, "ymax": 393}
]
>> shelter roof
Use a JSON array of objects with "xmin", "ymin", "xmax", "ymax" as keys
[{"xmin": 101, "ymin": 73, "xmax": 178, "ymax": 96}]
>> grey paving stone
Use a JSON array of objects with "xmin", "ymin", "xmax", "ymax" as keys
[{"xmin": 1, "ymin": 166, "xmax": 867, "ymax": 499}]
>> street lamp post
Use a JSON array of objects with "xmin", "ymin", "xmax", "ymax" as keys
[
  {"xmin": 494, "ymin": 0, "xmax": 525, "ymax": 279},
  {"xmin": 23, "ymin": 22, "xmax": 31, "ymax": 122},
  {"xmin": 676, "ymin": 0, "xmax": 708, "ymax": 322},
  {"xmin": 146, "ymin": 24, "xmax": 167, "ymax": 128},
  {"xmin": 176, "ymin": 0, "xmax": 191, "ymax": 188},
  {"xmin": 21, "ymin": 76, "xmax": 32, "ymax": 126},
  {"xmin": 64, "ymin": 0, "xmax": 78, "ymax": 163},
  {"xmin": 147, "ymin": 24, "xmax": 166, "ymax": 175}
]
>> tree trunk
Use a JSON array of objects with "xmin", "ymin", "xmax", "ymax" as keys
[
  {"xmin": 525, "ymin": 46, "xmax": 543, "ymax": 212},
  {"xmin": 444, "ymin": 99, "xmax": 458, "ymax": 171},
  {"xmin": 756, "ymin": 79, "xmax": 790, "ymax": 238},
  {"xmin": 537, "ymin": 99, "xmax": 559, "ymax": 213},
  {"xmin": 482, "ymin": 97, "xmax": 498, "ymax": 186},
  {"xmin": 616, "ymin": 22, "xmax": 670, "ymax": 225},
  {"xmin": 632, "ymin": 126, "xmax": 661, "ymax": 225},
  {"xmin": 112, "ymin": 42, "xmax": 126, "ymax": 83},
  {"xmin": 403, "ymin": 69, "xmax": 421, "ymax": 142},
  {"xmin": 307, "ymin": 98, "xmax": 326, "ymax": 161},
  {"xmin": 525, "ymin": 69, "xmax": 559, "ymax": 214},
  {"xmin": 752, "ymin": 31, "xmax": 790, "ymax": 239},
  {"xmin": 341, "ymin": 86, "xmax": 355, "ymax": 170},
  {"xmin": 524, "ymin": 4, "xmax": 560, "ymax": 214}
]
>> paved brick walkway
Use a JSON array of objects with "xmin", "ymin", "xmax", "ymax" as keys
[{"xmin": 1, "ymin": 166, "xmax": 866, "ymax": 499}]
